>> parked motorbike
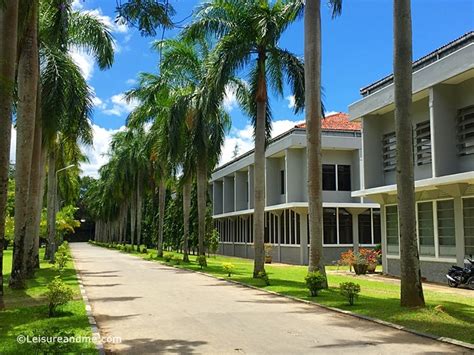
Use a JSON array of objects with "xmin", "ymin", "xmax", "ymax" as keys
[{"xmin": 446, "ymin": 256, "xmax": 474, "ymax": 289}]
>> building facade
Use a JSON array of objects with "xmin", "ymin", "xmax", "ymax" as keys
[
  {"xmin": 349, "ymin": 32, "xmax": 474, "ymax": 282},
  {"xmin": 211, "ymin": 113, "xmax": 380, "ymax": 265}
]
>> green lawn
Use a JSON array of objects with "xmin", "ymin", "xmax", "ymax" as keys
[
  {"xmin": 0, "ymin": 248, "xmax": 96, "ymax": 354},
  {"xmin": 93, "ymin": 243, "xmax": 473, "ymax": 345}
]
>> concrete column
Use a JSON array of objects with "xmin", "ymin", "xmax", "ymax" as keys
[
  {"xmin": 380, "ymin": 205, "xmax": 388, "ymax": 273},
  {"xmin": 276, "ymin": 211, "xmax": 282, "ymax": 262},
  {"xmin": 299, "ymin": 210, "xmax": 308, "ymax": 265},
  {"xmin": 454, "ymin": 197, "xmax": 465, "ymax": 266},
  {"xmin": 352, "ymin": 214, "xmax": 359, "ymax": 252}
]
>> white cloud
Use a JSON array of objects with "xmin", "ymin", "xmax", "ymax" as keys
[
  {"xmin": 223, "ymin": 84, "xmax": 238, "ymax": 112},
  {"xmin": 9, "ymin": 125, "xmax": 16, "ymax": 163},
  {"xmin": 69, "ymin": 48, "xmax": 94, "ymax": 81},
  {"xmin": 218, "ymin": 119, "xmax": 303, "ymax": 166},
  {"xmin": 81, "ymin": 124, "xmax": 126, "ymax": 177},
  {"xmin": 83, "ymin": 9, "xmax": 128, "ymax": 34},
  {"xmin": 286, "ymin": 95, "xmax": 295, "ymax": 109},
  {"xmin": 102, "ymin": 93, "xmax": 139, "ymax": 116},
  {"xmin": 324, "ymin": 110, "xmax": 339, "ymax": 116},
  {"xmin": 126, "ymin": 78, "xmax": 137, "ymax": 86},
  {"xmin": 72, "ymin": 0, "xmax": 84, "ymax": 10}
]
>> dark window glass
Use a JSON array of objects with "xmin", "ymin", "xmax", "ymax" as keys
[
  {"xmin": 264, "ymin": 213, "xmax": 269, "ymax": 243},
  {"xmin": 296, "ymin": 213, "xmax": 301, "ymax": 245},
  {"xmin": 358, "ymin": 210, "xmax": 372, "ymax": 244},
  {"xmin": 323, "ymin": 208, "xmax": 337, "ymax": 244},
  {"xmin": 339, "ymin": 208, "xmax": 353, "ymax": 244},
  {"xmin": 322, "ymin": 164, "xmax": 336, "ymax": 191},
  {"xmin": 280, "ymin": 170, "xmax": 285, "ymax": 194},
  {"xmin": 290, "ymin": 211, "xmax": 295, "ymax": 244},
  {"xmin": 373, "ymin": 209, "xmax": 381, "ymax": 244},
  {"xmin": 285, "ymin": 210, "xmax": 290, "ymax": 244},
  {"xmin": 337, "ymin": 165, "xmax": 351, "ymax": 191}
]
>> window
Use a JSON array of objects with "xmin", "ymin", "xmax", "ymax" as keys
[
  {"xmin": 358, "ymin": 210, "xmax": 372, "ymax": 244},
  {"xmin": 322, "ymin": 164, "xmax": 336, "ymax": 191},
  {"xmin": 457, "ymin": 106, "xmax": 474, "ymax": 156},
  {"xmin": 323, "ymin": 208, "xmax": 337, "ymax": 244},
  {"xmin": 337, "ymin": 165, "xmax": 351, "ymax": 191},
  {"xmin": 338, "ymin": 208, "xmax": 353, "ymax": 244},
  {"xmin": 296, "ymin": 213, "xmax": 301, "ymax": 245},
  {"xmin": 463, "ymin": 198, "xmax": 474, "ymax": 256},
  {"xmin": 386, "ymin": 205, "xmax": 399, "ymax": 254},
  {"xmin": 417, "ymin": 202, "xmax": 435, "ymax": 256},
  {"xmin": 264, "ymin": 213, "xmax": 269, "ymax": 243},
  {"xmin": 373, "ymin": 209, "xmax": 381, "ymax": 244},
  {"xmin": 383, "ymin": 132, "xmax": 397, "ymax": 172},
  {"xmin": 437, "ymin": 200, "xmax": 455, "ymax": 257},
  {"xmin": 415, "ymin": 121, "xmax": 431, "ymax": 166},
  {"xmin": 280, "ymin": 170, "xmax": 285, "ymax": 195},
  {"xmin": 285, "ymin": 210, "xmax": 290, "ymax": 244}
]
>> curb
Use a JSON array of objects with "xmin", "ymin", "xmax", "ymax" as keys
[
  {"xmin": 89, "ymin": 244, "xmax": 474, "ymax": 352},
  {"xmin": 72, "ymin": 258, "xmax": 105, "ymax": 355}
]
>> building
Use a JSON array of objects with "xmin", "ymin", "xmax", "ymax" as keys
[
  {"xmin": 349, "ymin": 32, "xmax": 474, "ymax": 282},
  {"xmin": 211, "ymin": 113, "xmax": 380, "ymax": 265}
]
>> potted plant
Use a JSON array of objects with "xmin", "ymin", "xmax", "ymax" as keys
[
  {"xmin": 352, "ymin": 252, "xmax": 368, "ymax": 275},
  {"xmin": 264, "ymin": 243, "xmax": 273, "ymax": 263},
  {"xmin": 361, "ymin": 248, "xmax": 380, "ymax": 273}
]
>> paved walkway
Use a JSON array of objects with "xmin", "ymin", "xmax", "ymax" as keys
[{"xmin": 71, "ymin": 243, "xmax": 468, "ymax": 354}]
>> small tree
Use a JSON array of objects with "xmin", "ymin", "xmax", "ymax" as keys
[
  {"xmin": 207, "ymin": 229, "xmax": 220, "ymax": 257},
  {"xmin": 305, "ymin": 271, "xmax": 326, "ymax": 297},
  {"xmin": 54, "ymin": 242, "xmax": 70, "ymax": 273},
  {"xmin": 196, "ymin": 255, "xmax": 207, "ymax": 269},
  {"xmin": 45, "ymin": 276, "xmax": 74, "ymax": 317},
  {"xmin": 340, "ymin": 282, "xmax": 361, "ymax": 305},
  {"xmin": 222, "ymin": 262, "xmax": 235, "ymax": 277}
]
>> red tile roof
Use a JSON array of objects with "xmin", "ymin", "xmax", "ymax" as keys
[{"xmin": 295, "ymin": 112, "xmax": 361, "ymax": 131}]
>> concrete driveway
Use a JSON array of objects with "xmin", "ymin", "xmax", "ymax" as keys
[{"xmin": 71, "ymin": 243, "xmax": 468, "ymax": 354}]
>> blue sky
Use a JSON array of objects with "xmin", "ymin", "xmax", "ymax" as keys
[{"xmin": 69, "ymin": 0, "xmax": 473, "ymax": 176}]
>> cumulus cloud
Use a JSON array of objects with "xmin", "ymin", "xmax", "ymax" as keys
[
  {"xmin": 223, "ymin": 84, "xmax": 238, "ymax": 112},
  {"xmin": 126, "ymin": 78, "xmax": 137, "ymax": 86},
  {"xmin": 69, "ymin": 48, "xmax": 95, "ymax": 81},
  {"xmin": 102, "ymin": 93, "xmax": 139, "ymax": 117},
  {"xmin": 83, "ymin": 8, "xmax": 128, "ymax": 34},
  {"xmin": 286, "ymin": 95, "xmax": 295, "ymax": 109},
  {"xmin": 71, "ymin": 0, "xmax": 84, "ymax": 10},
  {"xmin": 218, "ymin": 119, "xmax": 303, "ymax": 166},
  {"xmin": 81, "ymin": 124, "xmax": 126, "ymax": 177}
]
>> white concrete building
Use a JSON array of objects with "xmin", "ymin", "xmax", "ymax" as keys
[
  {"xmin": 211, "ymin": 113, "xmax": 380, "ymax": 265},
  {"xmin": 349, "ymin": 32, "xmax": 474, "ymax": 282}
]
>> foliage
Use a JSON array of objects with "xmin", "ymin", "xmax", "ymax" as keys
[
  {"xmin": 54, "ymin": 242, "xmax": 70, "ymax": 273},
  {"xmin": 141, "ymin": 247, "xmax": 148, "ymax": 254},
  {"xmin": 305, "ymin": 271, "xmax": 326, "ymax": 297},
  {"xmin": 257, "ymin": 271, "xmax": 270, "ymax": 286},
  {"xmin": 264, "ymin": 243, "xmax": 273, "ymax": 257},
  {"xmin": 25, "ymin": 327, "xmax": 76, "ymax": 353},
  {"xmin": 340, "ymin": 282, "xmax": 361, "ymax": 306},
  {"xmin": 4, "ymin": 216, "xmax": 14, "ymax": 248},
  {"xmin": 339, "ymin": 248, "xmax": 381, "ymax": 267},
  {"xmin": 196, "ymin": 255, "xmax": 207, "ymax": 269},
  {"xmin": 45, "ymin": 276, "xmax": 74, "ymax": 317},
  {"xmin": 222, "ymin": 262, "xmax": 235, "ymax": 277},
  {"xmin": 163, "ymin": 253, "xmax": 173, "ymax": 262},
  {"xmin": 172, "ymin": 255, "xmax": 181, "ymax": 265},
  {"xmin": 207, "ymin": 229, "xmax": 220, "ymax": 256}
]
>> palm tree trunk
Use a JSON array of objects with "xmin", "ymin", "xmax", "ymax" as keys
[
  {"xmin": 0, "ymin": 0, "xmax": 19, "ymax": 299},
  {"xmin": 305, "ymin": 0, "xmax": 327, "ymax": 285},
  {"xmin": 46, "ymin": 148, "xmax": 56, "ymax": 262},
  {"xmin": 10, "ymin": 0, "xmax": 39, "ymax": 289},
  {"xmin": 136, "ymin": 177, "xmax": 142, "ymax": 249},
  {"xmin": 157, "ymin": 177, "xmax": 165, "ymax": 257},
  {"xmin": 394, "ymin": 0, "xmax": 425, "ymax": 308},
  {"xmin": 182, "ymin": 174, "xmax": 191, "ymax": 262},
  {"xmin": 33, "ymin": 146, "xmax": 47, "ymax": 268},
  {"xmin": 253, "ymin": 53, "xmax": 267, "ymax": 277},
  {"xmin": 25, "ymin": 85, "xmax": 43, "ymax": 277},
  {"xmin": 196, "ymin": 156, "xmax": 207, "ymax": 256},
  {"xmin": 130, "ymin": 188, "xmax": 136, "ymax": 249}
]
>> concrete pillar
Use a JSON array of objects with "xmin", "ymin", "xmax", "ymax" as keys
[
  {"xmin": 380, "ymin": 205, "xmax": 388, "ymax": 273},
  {"xmin": 454, "ymin": 197, "xmax": 465, "ymax": 266},
  {"xmin": 352, "ymin": 214, "xmax": 359, "ymax": 253},
  {"xmin": 299, "ymin": 210, "xmax": 308, "ymax": 264}
]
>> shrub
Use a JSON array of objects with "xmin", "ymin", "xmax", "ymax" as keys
[
  {"xmin": 257, "ymin": 271, "xmax": 270, "ymax": 286},
  {"xmin": 173, "ymin": 256, "xmax": 181, "ymax": 265},
  {"xmin": 45, "ymin": 276, "xmax": 74, "ymax": 317},
  {"xmin": 222, "ymin": 262, "xmax": 235, "ymax": 277},
  {"xmin": 141, "ymin": 247, "xmax": 148, "ymax": 254},
  {"xmin": 305, "ymin": 271, "xmax": 326, "ymax": 296},
  {"xmin": 196, "ymin": 255, "xmax": 207, "ymax": 269},
  {"xmin": 163, "ymin": 253, "xmax": 173, "ymax": 262},
  {"xmin": 54, "ymin": 242, "xmax": 70, "ymax": 272},
  {"xmin": 26, "ymin": 327, "xmax": 76, "ymax": 353},
  {"xmin": 340, "ymin": 282, "xmax": 361, "ymax": 305},
  {"xmin": 207, "ymin": 229, "xmax": 220, "ymax": 256}
]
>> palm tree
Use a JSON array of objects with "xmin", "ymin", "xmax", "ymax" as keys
[
  {"xmin": 0, "ymin": 0, "xmax": 19, "ymax": 298},
  {"xmin": 9, "ymin": 0, "xmax": 39, "ymax": 289},
  {"xmin": 393, "ymin": 0, "xmax": 425, "ymax": 307},
  {"xmin": 305, "ymin": 0, "xmax": 342, "ymax": 283},
  {"xmin": 184, "ymin": 0, "xmax": 305, "ymax": 277}
]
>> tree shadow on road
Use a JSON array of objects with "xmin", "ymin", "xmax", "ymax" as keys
[{"xmin": 111, "ymin": 338, "xmax": 208, "ymax": 354}]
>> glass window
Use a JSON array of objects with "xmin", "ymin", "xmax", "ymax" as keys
[
  {"xmin": 417, "ymin": 202, "xmax": 435, "ymax": 256},
  {"xmin": 373, "ymin": 209, "xmax": 381, "ymax": 244},
  {"xmin": 280, "ymin": 170, "xmax": 285, "ymax": 195},
  {"xmin": 457, "ymin": 107, "xmax": 474, "ymax": 156},
  {"xmin": 264, "ymin": 213, "xmax": 269, "ymax": 243},
  {"xmin": 358, "ymin": 210, "xmax": 372, "ymax": 244},
  {"xmin": 296, "ymin": 213, "xmax": 301, "ymax": 245},
  {"xmin": 415, "ymin": 120, "xmax": 432, "ymax": 166},
  {"xmin": 322, "ymin": 164, "xmax": 336, "ymax": 191},
  {"xmin": 386, "ymin": 205, "xmax": 399, "ymax": 254},
  {"xmin": 383, "ymin": 132, "xmax": 397, "ymax": 172},
  {"xmin": 290, "ymin": 211, "xmax": 296, "ymax": 244},
  {"xmin": 463, "ymin": 198, "xmax": 474, "ymax": 256},
  {"xmin": 323, "ymin": 208, "xmax": 337, "ymax": 244},
  {"xmin": 337, "ymin": 165, "xmax": 351, "ymax": 191},
  {"xmin": 437, "ymin": 200, "xmax": 456, "ymax": 257},
  {"xmin": 339, "ymin": 208, "xmax": 353, "ymax": 244}
]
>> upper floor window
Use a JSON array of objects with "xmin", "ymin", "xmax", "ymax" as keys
[
  {"xmin": 382, "ymin": 132, "xmax": 397, "ymax": 172},
  {"xmin": 415, "ymin": 120, "xmax": 431, "ymax": 165},
  {"xmin": 323, "ymin": 164, "xmax": 351, "ymax": 191},
  {"xmin": 457, "ymin": 106, "xmax": 474, "ymax": 156},
  {"xmin": 280, "ymin": 170, "xmax": 285, "ymax": 195}
]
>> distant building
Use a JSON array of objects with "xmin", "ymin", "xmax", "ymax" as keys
[
  {"xmin": 211, "ymin": 113, "xmax": 380, "ymax": 265},
  {"xmin": 349, "ymin": 32, "xmax": 474, "ymax": 282}
]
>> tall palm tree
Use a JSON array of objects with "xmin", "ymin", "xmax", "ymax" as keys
[
  {"xmin": 393, "ymin": 0, "xmax": 424, "ymax": 307},
  {"xmin": 305, "ymin": 0, "xmax": 342, "ymax": 282},
  {"xmin": 9, "ymin": 0, "xmax": 39, "ymax": 289},
  {"xmin": 0, "ymin": 0, "xmax": 19, "ymax": 298},
  {"xmin": 184, "ymin": 0, "xmax": 305, "ymax": 277}
]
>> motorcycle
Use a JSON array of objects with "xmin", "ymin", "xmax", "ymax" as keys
[{"xmin": 446, "ymin": 255, "xmax": 474, "ymax": 289}]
